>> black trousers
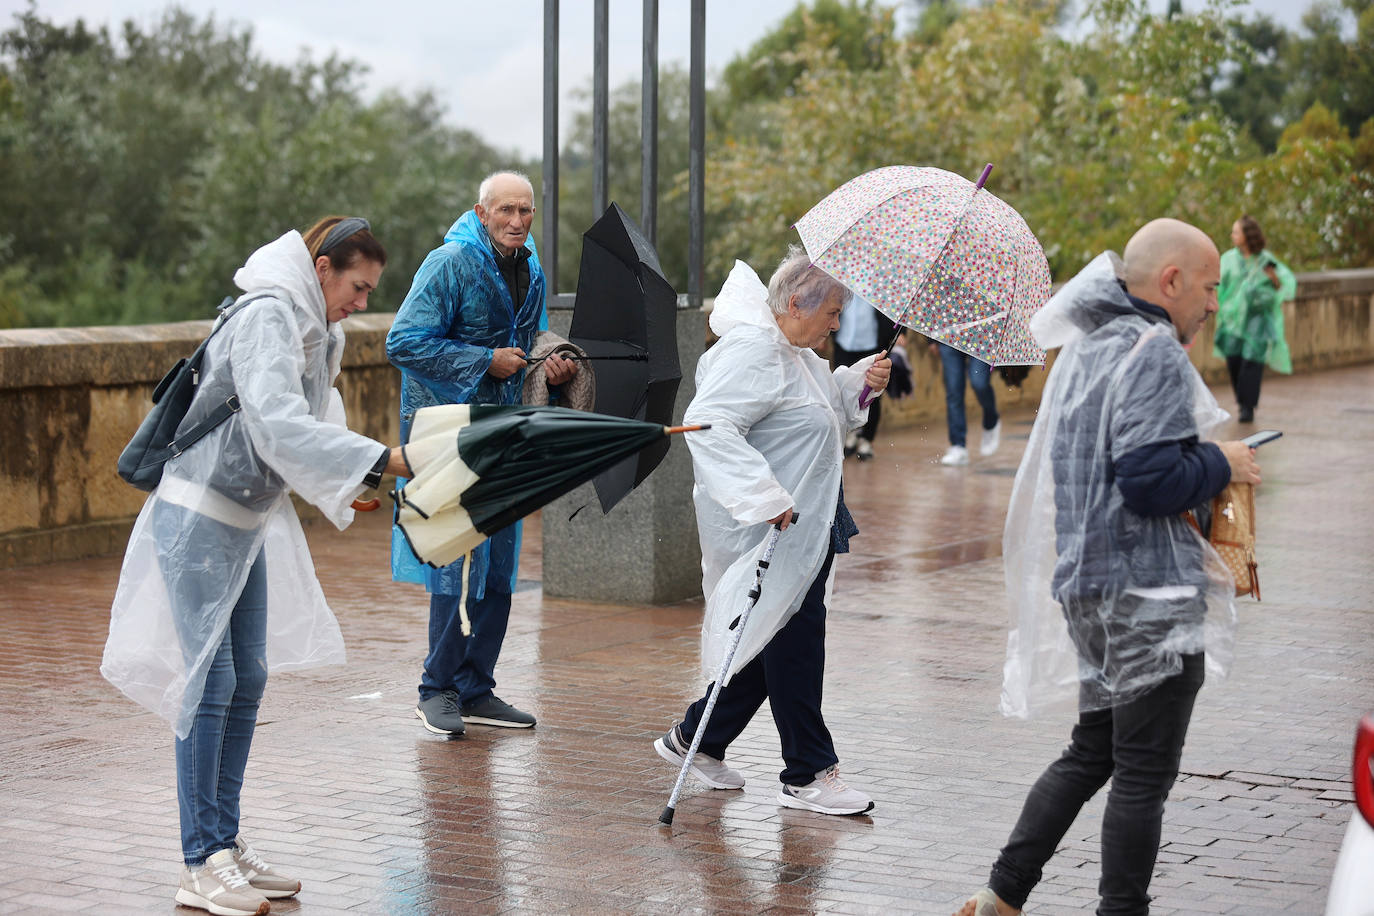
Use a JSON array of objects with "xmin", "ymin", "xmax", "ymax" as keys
[
  {"xmin": 832, "ymin": 343, "xmax": 882, "ymax": 442},
  {"xmin": 1226, "ymin": 355, "xmax": 1265, "ymax": 411},
  {"xmin": 677, "ymin": 549, "xmax": 839, "ymax": 786},
  {"xmin": 988, "ymin": 653, "xmax": 1205, "ymax": 915}
]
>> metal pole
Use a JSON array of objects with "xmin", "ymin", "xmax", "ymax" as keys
[
  {"xmin": 542, "ymin": 0, "xmax": 560, "ymax": 291},
  {"xmin": 641, "ymin": 0, "xmax": 659, "ymax": 246},
  {"xmin": 592, "ymin": 0, "xmax": 609, "ymax": 218},
  {"xmin": 688, "ymin": 0, "xmax": 705, "ymax": 309}
]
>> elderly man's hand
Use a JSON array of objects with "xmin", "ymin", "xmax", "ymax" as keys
[
  {"xmin": 544, "ymin": 352, "xmax": 579, "ymax": 386},
  {"xmin": 864, "ymin": 353, "xmax": 892, "ymax": 394},
  {"xmin": 1217, "ymin": 440, "xmax": 1262, "ymax": 485},
  {"xmin": 488, "ymin": 347, "xmax": 528, "ymax": 379}
]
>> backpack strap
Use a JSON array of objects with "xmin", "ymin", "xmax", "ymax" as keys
[{"xmin": 161, "ymin": 292, "xmax": 271, "ymax": 459}]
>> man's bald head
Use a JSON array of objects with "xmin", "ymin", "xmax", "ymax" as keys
[{"xmin": 1121, "ymin": 218, "xmax": 1221, "ymax": 345}]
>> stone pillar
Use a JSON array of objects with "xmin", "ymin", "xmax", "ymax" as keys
[{"xmin": 540, "ymin": 303, "xmax": 705, "ymax": 604}]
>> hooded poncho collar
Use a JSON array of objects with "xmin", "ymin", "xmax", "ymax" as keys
[
  {"xmin": 233, "ymin": 229, "xmax": 344, "ymax": 382},
  {"xmin": 708, "ymin": 260, "xmax": 792, "ymax": 345},
  {"xmin": 444, "ymin": 209, "xmax": 537, "ymax": 262},
  {"xmin": 1030, "ymin": 252, "xmax": 1178, "ymax": 350}
]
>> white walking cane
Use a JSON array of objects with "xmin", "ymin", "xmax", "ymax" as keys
[{"xmin": 658, "ymin": 512, "xmax": 798, "ymax": 826}]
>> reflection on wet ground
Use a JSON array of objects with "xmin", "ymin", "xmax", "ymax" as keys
[{"xmin": 1, "ymin": 365, "xmax": 1371, "ymax": 913}]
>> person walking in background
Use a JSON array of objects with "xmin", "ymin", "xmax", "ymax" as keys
[
  {"xmin": 831, "ymin": 292, "xmax": 885, "ymax": 460},
  {"xmin": 102, "ymin": 217, "xmax": 408, "ymax": 916},
  {"xmin": 1212, "ymin": 214, "xmax": 1295, "ymax": 423},
  {"xmin": 387, "ymin": 171, "xmax": 577, "ymax": 737},
  {"xmin": 933, "ymin": 340, "xmax": 1000, "ymax": 466},
  {"xmin": 955, "ymin": 219, "xmax": 1262, "ymax": 916},
  {"xmin": 653, "ymin": 251, "xmax": 889, "ymax": 816}
]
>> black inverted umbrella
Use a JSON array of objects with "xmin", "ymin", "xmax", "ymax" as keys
[
  {"xmin": 391, "ymin": 404, "xmax": 706, "ymax": 569},
  {"xmin": 569, "ymin": 202, "xmax": 681, "ymax": 513}
]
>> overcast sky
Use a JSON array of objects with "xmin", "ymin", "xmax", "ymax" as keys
[{"xmin": 4, "ymin": 0, "xmax": 1314, "ymax": 157}]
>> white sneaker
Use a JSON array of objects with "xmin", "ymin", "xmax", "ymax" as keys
[
  {"xmin": 654, "ymin": 726, "xmax": 745, "ymax": 789},
  {"xmin": 980, "ymin": 420, "xmax": 1002, "ymax": 457},
  {"xmin": 940, "ymin": 445, "xmax": 970, "ymax": 466},
  {"xmin": 843, "ymin": 430, "xmax": 858, "ymax": 457},
  {"xmin": 175, "ymin": 848, "xmax": 269, "ymax": 916},
  {"xmin": 777, "ymin": 765, "xmax": 874, "ymax": 815},
  {"xmin": 233, "ymin": 835, "xmax": 300, "ymax": 899},
  {"xmin": 855, "ymin": 438, "xmax": 874, "ymax": 461}
]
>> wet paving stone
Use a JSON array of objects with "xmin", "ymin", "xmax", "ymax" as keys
[{"xmin": 1, "ymin": 364, "xmax": 1370, "ymax": 914}]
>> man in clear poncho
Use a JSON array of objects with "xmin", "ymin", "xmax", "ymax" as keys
[
  {"xmin": 387, "ymin": 171, "xmax": 576, "ymax": 736},
  {"xmin": 957, "ymin": 220, "xmax": 1262, "ymax": 916},
  {"xmin": 651, "ymin": 250, "xmax": 890, "ymax": 816}
]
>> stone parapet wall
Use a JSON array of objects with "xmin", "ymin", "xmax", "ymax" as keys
[{"xmin": 1, "ymin": 268, "xmax": 1371, "ymax": 569}]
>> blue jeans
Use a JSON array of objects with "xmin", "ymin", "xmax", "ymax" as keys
[
  {"xmin": 419, "ymin": 524, "xmax": 517, "ymax": 706},
  {"xmin": 174, "ymin": 551, "xmax": 268, "ymax": 866},
  {"xmin": 988, "ymin": 653, "xmax": 1206, "ymax": 915},
  {"xmin": 677, "ymin": 550, "xmax": 839, "ymax": 786},
  {"xmin": 938, "ymin": 342, "xmax": 998, "ymax": 447}
]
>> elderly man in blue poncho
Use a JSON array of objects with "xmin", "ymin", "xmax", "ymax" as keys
[{"xmin": 387, "ymin": 171, "xmax": 577, "ymax": 736}]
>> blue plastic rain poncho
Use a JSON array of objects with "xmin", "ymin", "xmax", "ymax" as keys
[
  {"xmin": 101, "ymin": 230, "xmax": 388, "ymax": 738},
  {"xmin": 1000, "ymin": 253, "xmax": 1237, "ymax": 718},
  {"xmin": 688, "ymin": 261, "xmax": 878, "ymax": 683},
  {"xmin": 1213, "ymin": 246, "xmax": 1296, "ymax": 374},
  {"xmin": 385, "ymin": 210, "xmax": 548, "ymax": 595}
]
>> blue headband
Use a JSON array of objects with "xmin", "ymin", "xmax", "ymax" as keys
[{"xmin": 318, "ymin": 217, "xmax": 371, "ymax": 255}]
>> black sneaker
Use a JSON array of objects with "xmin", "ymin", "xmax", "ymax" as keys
[
  {"xmin": 460, "ymin": 694, "xmax": 536, "ymax": 728},
  {"xmin": 416, "ymin": 689, "xmax": 466, "ymax": 736}
]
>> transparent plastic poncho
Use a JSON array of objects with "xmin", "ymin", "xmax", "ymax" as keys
[
  {"xmin": 1000, "ymin": 252, "xmax": 1237, "ymax": 718},
  {"xmin": 688, "ymin": 261, "xmax": 875, "ymax": 684},
  {"xmin": 101, "ymin": 230, "xmax": 386, "ymax": 738}
]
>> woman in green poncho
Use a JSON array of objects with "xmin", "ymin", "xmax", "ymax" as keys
[{"xmin": 1213, "ymin": 214, "xmax": 1295, "ymax": 423}]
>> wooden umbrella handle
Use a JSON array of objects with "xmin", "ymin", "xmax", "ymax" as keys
[{"xmin": 351, "ymin": 497, "xmax": 381, "ymax": 512}]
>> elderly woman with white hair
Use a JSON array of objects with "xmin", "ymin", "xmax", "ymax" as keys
[{"xmin": 652, "ymin": 248, "xmax": 890, "ymax": 815}]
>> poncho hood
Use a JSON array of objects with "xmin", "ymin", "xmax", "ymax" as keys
[
  {"xmin": 444, "ymin": 209, "xmax": 540, "ymax": 259},
  {"xmin": 1030, "ymin": 251, "xmax": 1175, "ymax": 350},
  {"xmin": 233, "ymin": 229, "xmax": 343, "ymax": 382},
  {"xmin": 708, "ymin": 260, "xmax": 789, "ymax": 341}
]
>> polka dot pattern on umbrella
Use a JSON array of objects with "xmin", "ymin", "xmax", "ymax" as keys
[{"xmin": 795, "ymin": 165, "xmax": 1052, "ymax": 366}]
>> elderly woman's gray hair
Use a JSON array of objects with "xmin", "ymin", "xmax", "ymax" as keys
[{"xmin": 766, "ymin": 246, "xmax": 850, "ymax": 316}]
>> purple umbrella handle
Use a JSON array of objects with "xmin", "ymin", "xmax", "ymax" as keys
[{"xmin": 859, "ymin": 384, "xmax": 876, "ymax": 409}]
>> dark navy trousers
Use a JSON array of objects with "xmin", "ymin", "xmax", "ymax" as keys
[{"xmin": 677, "ymin": 549, "xmax": 839, "ymax": 786}]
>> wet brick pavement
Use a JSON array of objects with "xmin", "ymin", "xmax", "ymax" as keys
[{"xmin": 1, "ymin": 364, "xmax": 1371, "ymax": 915}]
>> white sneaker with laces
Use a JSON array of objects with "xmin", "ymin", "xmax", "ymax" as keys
[
  {"xmin": 940, "ymin": 444, "xmax": 970, "ymax": 466},
  {"xmin": 233, "ymin": 835, "xmax": 300, "ymax": 899},
  {"xmin": 777, "ymin": 765, "xmax": 874, "ymax": 815},
  {"xmin": 654, "ymin": 726, "xmax": 745, "ymax": 789},
  {"xmin": 175, "ymin": 848, "xmax": 269, "ymax": 916},
  {"xmin": 979, "ymin": 420, "xmax": 1002, "ymax": 457}
]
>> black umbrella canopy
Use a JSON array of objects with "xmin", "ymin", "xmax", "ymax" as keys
[{"xmin": 570, "ymin": 202, "xmax": 682, "ymax": 513}]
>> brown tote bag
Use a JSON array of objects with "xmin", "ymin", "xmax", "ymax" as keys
[{"xmin": 1209, "ymin": 481, "xmax": 1259, "ymax": 600}]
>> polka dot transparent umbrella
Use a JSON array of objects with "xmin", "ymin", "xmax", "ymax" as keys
[{"xmin": 795, "ymin": 164, "xmax": 1052, "ymax": 371}]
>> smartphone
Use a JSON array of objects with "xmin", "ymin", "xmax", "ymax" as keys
[{"xmin": 1242, "ymin": 429, "xmax": 1282, "ymax": 448}]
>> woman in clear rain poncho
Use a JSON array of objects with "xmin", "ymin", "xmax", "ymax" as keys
[
  {"xmin": 101, "ymin": 218, "xmax": 408, "ymax": 916},
  {"xmin": 651, "ymin": 248, "xmax": 890, "ymax": 817},
  {"xmin": 1212, "ymin": 214, "xmax": 1296, "ymax": 423}
]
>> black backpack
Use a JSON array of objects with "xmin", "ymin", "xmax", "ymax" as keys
[{"xmin": 116, "ymin": 294, "xmax": 265, "ymax": 491}]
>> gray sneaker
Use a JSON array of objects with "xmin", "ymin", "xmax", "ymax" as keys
[
  {"xmin": 460, "ymin": 694, "xmax": 536, "ymax": 728},
  {"xmin": 777, "ymin": 765, "xmax": 874, "ymax": 815},
  {"xmin": 416, "ymin": 689, "xmax": 466, "ymax": 735},
  {"xmin": 233, "ymin": 835, "xmax": 300, "ymax": 899},
  {"xmin": 175, "ymin": 848, "xmax": 269, "ymax": 916},
  {"xmin": 653, "ymin": 726, "xmax": 745, "ymax": 789}
]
